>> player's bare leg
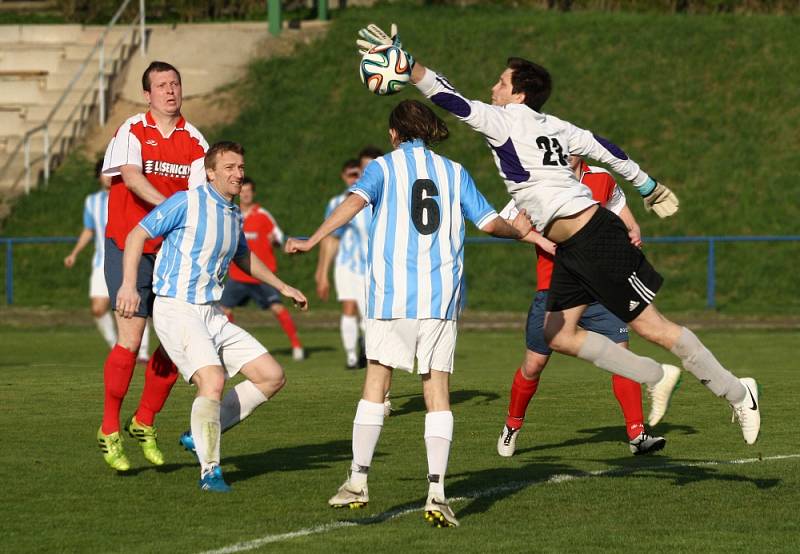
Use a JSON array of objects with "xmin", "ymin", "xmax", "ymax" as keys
[
  {"xmin": 329, "ymin": 361, "xmax": 392, "ymax": 509},
  {"xmin": 498, "ymin": 349, "xmax": 548, "ymax": 456},
  {"xmin": 630, "ymin": 304, "xmax": 758, "ymax": 442},
  {"xmin": 190, "ymin": 365, "xmax": 230, "ymax": 492},
  {"xmin": 91, "ymin": 296, "xmax": 117, "ymax": 348},
  {"xmin": 421, "ymin": 369, "xmax": 458, "ymax": 528},
  {"xmin": 340, "ymin": 300, "xmax": 360, "ymax": 368}
]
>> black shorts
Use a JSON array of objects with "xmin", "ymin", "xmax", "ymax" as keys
[
  {"xmin": 104, "ymin": 237, "xmax": 157, "ymax": 318},
  {"xmin": 546, "ymin": 207, "xmax": 663, "ymax": 323},
  {"xmin": 220, "ymin": 279, "xmax": 282, "ymax": 309}
]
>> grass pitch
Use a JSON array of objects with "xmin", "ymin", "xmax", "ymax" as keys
[{"xmin": 1, "ymin": 322, "xmax": 798, "ymax": 553}]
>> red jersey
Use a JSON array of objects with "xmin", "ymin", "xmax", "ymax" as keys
[
  {"xmin": 102, "ymin": 111, "xmax": 208, "ymax": 253},
  {"xmin": 229, "ymin": 204, "xmax": 284, "ymax": 283},
  {"xmin": 536, "ymin": 162, "xmax": 626, "ymax": 290}
]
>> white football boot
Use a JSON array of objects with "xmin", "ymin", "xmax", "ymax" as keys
[
  {"xmin": 628, "ymin": 431, "xmax": 666, "ymax": 455},
  {"xmin": 328, "ymin": 476, "xmax": 368, "ymax": 509},
  {"xmin": 424, "ymin": 493, "xmax": 459, "ymax": 528},
  {"xmin": 647, "ymin": 364, "xmax": 681, "ymax": 426},
  {"xmin": 730, "ymin": 377, "xmax": 760, "ymax": 444},
  {"xmin": 497, "ymin": 425, "xmax": 520, "ymax": 457}
]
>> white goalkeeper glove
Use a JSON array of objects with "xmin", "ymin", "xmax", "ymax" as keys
[
  {"xmin": 357, "ymin": 23, "xmax": 415, "ymax": 68},
  {"xmin": 639, "ymin": 177, "xmax": 679, "ymax": 218},
  {"xmin": 357, "ymin": 23, "xmax": 400, "ymax": 53}
]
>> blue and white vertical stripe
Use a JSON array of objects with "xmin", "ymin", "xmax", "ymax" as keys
[
  {"xmin": 325, "ymin": 193, "xmax": 371, "ymax": 276},
  {"xmin": 139, "ymin": 183, "xmax": 248, "ymax": 304},
  {"xmin": 83, "ymin": 190, "xmax": 108, "ymax": 269},
  {"xmin": 351, "ymin": 139, "xmax": 497, "ymax": 321}
]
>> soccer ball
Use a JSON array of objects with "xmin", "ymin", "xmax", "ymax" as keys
[{"xmin": 359, "ymin": 44, "xmax": 412, "ymax": 96}]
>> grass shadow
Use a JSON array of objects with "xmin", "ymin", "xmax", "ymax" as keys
[{"xmin": 389, "ymin": 389, "xmax": 501, "ymax": 417}]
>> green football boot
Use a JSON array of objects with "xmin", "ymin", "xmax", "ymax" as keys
[
  {"xmin": 124, "ymin": 415, "xmax": 165, "ymax": 466},
  {"xmin": 96, "ymin": 428, "xmax": 131, "ymax": 472}
]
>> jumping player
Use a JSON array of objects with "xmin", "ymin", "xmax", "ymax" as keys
[
  {"xmin": 220, "ymin": 176, "xmax": 305, "ymax": 361},
  {"xmin": 315, "ymin": 160, "xmax": 371, "ymax": 368},
  {"xmin": 287, "ymin": 100, "xmax": 533, "ymax": 528},
  {"xmin": 98, "ymin": 61, "xmax": 208, "ymax": 471},
  {"xmin": 357, "ymin": 25, "xmax": 760, "ymax": 444},
  {"xmin": 497, "ymin": 155, "xmax": 667, "ymax": 457},
  {"xmin": 117, "ymin": 141, "xmax": 308, "ymax": 491}
]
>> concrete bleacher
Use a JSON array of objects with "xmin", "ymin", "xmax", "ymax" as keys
[{"xmin": 0, "ymin": 23, "xmax": 138, "ymax": 195}]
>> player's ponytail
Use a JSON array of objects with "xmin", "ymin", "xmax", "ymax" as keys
[{"xmin": 389, "ymin": 100, "xmax": 449, "ymax": 148}]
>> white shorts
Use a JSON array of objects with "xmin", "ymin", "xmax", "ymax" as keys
[
  {"xmin": 89, "ymin": 265, "xmax": 109, "ymax": 298},
  {"xmin": 153, "ymin": 296, "xmax": 268, "ymax": 383},
  {"xmin": 334, "ymin": 265, "xmax": 366, "ymax": 314},
  {"xmin": 365, "ymin": 318, "xmax": 458, "ymax": 374}
]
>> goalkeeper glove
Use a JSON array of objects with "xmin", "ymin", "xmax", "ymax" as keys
[
  {"xmin": 639, "ymin": 177, "xmax": 679, "ymax": 218},
  {"xmin": 357, "ymin": 23, "xmax": 415, "ymax": 68}
]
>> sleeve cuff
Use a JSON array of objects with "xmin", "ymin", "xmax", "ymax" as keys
[
  {"xmin": 414, "ymin": 67, "xmax": 438, "ymax": 97},
  {"xmin": 476, "ymin": 210, "xmax": 499, "ymax": 230},
  {"xmin": 350, "ymin": 188, "xmax": 371, "ymax": 204}
]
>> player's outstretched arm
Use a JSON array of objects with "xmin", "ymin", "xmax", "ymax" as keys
[
  {"xmin": 118, "ymin": 226, "xmax": 148, "ymax": 318},
  {"xmin": 235, "ymin": 251, "xmax": 308, "ymax": 311},
  {"xmin": 285, "ymin": 194, "xmax": 367, "ymax": 255},
  {"xmin": 314, "ymin": 236, "xmax": 339, "ymax": 301},
  {"xmin": 481, "ymin": 209, "xmax": 533, "ymax": 240},
  {"xmin": 64, "ymin": 228, "xmax": 94, "ymax": 268}
]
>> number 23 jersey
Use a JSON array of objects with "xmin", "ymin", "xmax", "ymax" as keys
[{"xmin": 351, "ymin": 138, "xmax": 498, "ymax": 321}]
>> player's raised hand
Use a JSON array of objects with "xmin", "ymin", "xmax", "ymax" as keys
[
  {"xmin": 511, "ymin": 208, "xmax": 534, "ymax": 239},
  {"xmin": 281, "ymin": 285, "xmax": 309, "ymax": 311},
  {"xmin": 641, "ymin": 179, "xmax": 679, "ymax": 218},
  {"xmin": 284, "ymin": 237, "xmax": 313, "ymax": 255},
  {"xmin": 116, "ymin": 283, "xmax": 140, "ymax": 319},
  {"xmin": 357, "ymin": 23, "xmax": 400, "ymax": 55}
]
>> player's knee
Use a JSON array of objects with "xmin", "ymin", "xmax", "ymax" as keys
[
  {"xmin": 90, "ymin": 305, "xmax": 106, "ymax": 318},
  {"xmin": 521, "ymin": 358, "xmax": 546, "ymax": 379}
]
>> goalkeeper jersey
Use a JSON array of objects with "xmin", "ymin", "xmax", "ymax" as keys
[
  {"xmin": 351, "ymin": 139, "xmax": 498, "ymax": 321},
  {"xmin": 415, "ymin": 69, "xmax": 650, "ymax": 232}
]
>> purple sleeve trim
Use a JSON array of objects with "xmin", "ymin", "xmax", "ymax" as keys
[
  {"xmin": 431, "ymin": 92, "xmax": 471, "ymax": 118},
  {"xmin": 593, "ymin": 134, "xmax": 629, "ymax": 160}
]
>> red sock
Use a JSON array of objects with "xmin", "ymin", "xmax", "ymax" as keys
[
  {"xmin": 506, "ymin": 368, "xmax": 540, "ymax": 429},
  {"xmin": 612, "ymin": 374, "xmax": 645, "ymax": 440},
  {"xmin": 102, "ymin": 345, "xmax": 137, "ymax": 434},
  {"xmin": 135, "ymin": 345, "xmax": 178, "ymax": 426},
  {"xmin": 275, "ymin": 309, "xmax": 302, "ymax": 348}
]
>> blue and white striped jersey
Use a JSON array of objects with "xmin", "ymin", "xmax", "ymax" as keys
[
  {"xmin": 139, "ymin": 183, "xmax": 248, "ymax": 304},
  {"xmin": 351, "ymin": 139, "xmax": 498, "ymax": 321},
  {"xmin": 325, "ymin": 192, "xmax": 372, "ymax": 276},
  {"xmin": 82, "ymin": 190, "xmax": 108, "ymax": 269}
]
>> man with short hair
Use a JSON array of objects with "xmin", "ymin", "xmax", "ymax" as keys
[
  {"xmin": 357, "ymin": 25, "xmax": 760, "ymax": 445},
  {"xmin": 98, "ymin": 60, "xmax": 209, "ymax": 471},
  {"xmin": 117, "ymin": 141, "xmax": 308, "ymax": 492},
  {"xmin": 64, "ymin": 160, "xmax": 150, "ymax": 362},
  {"xmin": 220, "ymin": 176, "xmax": 305, "ymax": 361},
  {"xmin": 497, "ymin": 155, "xmax": 667, "ymax": 457},
  {"xmin": 315, "ymin": 159, "xmax": 371, "ymax": 368},
  {"xmin": 287, "ymin": 99, "xmax": 533, "ymax": 528}
]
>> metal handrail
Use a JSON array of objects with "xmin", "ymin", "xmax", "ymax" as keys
[{"xmin": 0, "ymin": 0, "xmax": 146, "ymax": 194}]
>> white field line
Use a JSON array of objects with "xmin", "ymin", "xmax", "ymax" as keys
[{"xmin": 199, "ymin": 453, "xmax": 800, "ymax": 554}]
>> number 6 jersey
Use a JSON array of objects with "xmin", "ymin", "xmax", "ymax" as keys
[
  {"xmin": 351, "ymin": 138, "xmax": 498, "ymax": 321},
  {"xmin": 414, "ymin": 69, "xmax": 652, "ymax": 232}
]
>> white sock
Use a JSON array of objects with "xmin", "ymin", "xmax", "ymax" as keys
[
  {"xmin": 424, "ymin": 411, "xmax": 454, "ymax": 498},
  {"xmin": 341, "ymin": 315, "xmax": 359, "ymax": 359},
  {"xmin": 191, "ymin": 396, "xmax": 221, "ymax": 476},
  {"xmin": 578, "ymin": 331, "xmax": 663, "ymax": 385},
  {"xmin": 95, "ymin": 311, "xmax": 117, "ymax": 348},
  {"xmin": 220, "ymin": 380, "xmax": 268, "ymax": 432},
  {"xmin": 670, "ymin": 327, "xmax": 746, "ymax": 403},
  {"xmin": 350, "ymin": 399, "xmax": 385, "ymax": 487},
  {"xmin": 138, "ymin": 320, "xmax": 151, "ymax": 359}
]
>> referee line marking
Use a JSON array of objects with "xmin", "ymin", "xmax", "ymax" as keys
[{"xmin": 198, "ymin": 453, "xmax": 800, "ymax": 554}]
